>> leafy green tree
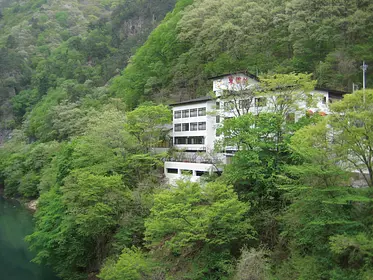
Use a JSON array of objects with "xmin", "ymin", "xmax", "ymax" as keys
[
  {"xmin": 217, "ymin": 74, "xmax": 318, "ymax": 248},
  {"xmin": 275, "ymin": 99, "xmax": 373, "ymax": 279},
  {"xmin": 329, "ymin": 89, "xmax": 373, "ymax": 187},
  {"xmin": 124, "ymin": 103, "xmax": 171, "ymax": 152},
  {"xmin": 27, "ymin": 172, "xmax": 131, "ymax": 280},
  {"xmin": 144, "ymin": 180, "xmax": 253, "ymax": 279},
  {"xmin": 98, "ymin": 247, "xmax": 154, "ymax": 280}
]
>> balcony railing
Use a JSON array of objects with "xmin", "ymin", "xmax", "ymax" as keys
[{"xmin": 166, "ymin": 151, "xmax": 224, "ymax": 164}]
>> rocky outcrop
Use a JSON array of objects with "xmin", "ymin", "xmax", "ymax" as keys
[{"xmin": 26, "ymin": 199, "xmax": 38, "ymax": 211}]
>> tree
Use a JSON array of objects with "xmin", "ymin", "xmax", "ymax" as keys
[
  {"xmin": 275, "ymin": 101, "xmax": 373, "ymax": 279},
  {"xmin": 234, "ymin": 247, "xmax": 272, "ymax": 280},
  {"xmin": 124, "ymin": 103, "xmax": 172, "ymax": 152},
  {"xmin": 27, "ymin": 172, "xmax": 131, "ymax": 280},
  {"xmin": 216, "ymin": 74, "xmax": 319, "ymax": 249},
  {"xmin": 144, "ymin": 180, "xmax": 253, "ymax": 278},
  {"xmin": 98, "ymin": 247, "xmax": 154, "ymax": 280},
  {"xmin": 329, "ymin": 89, "xmax": 373, "ymax": 187}
]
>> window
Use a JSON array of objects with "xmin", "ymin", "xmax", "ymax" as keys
[
  {"xmin": 198, "ymin": 122, "xmax": 206, "ymax": 130},
  {"xmin": 216, "ymin": 115, "xmax": 220, "ymax": 123},
  {"xmin": 216, "ymin": 101, "xmax": 220, "ymax": 109},
  {"xmin": 196, "ymin": 171, "xmax": 207, "ymax": 176},
  {"xmin": 190, "ymin": 122, "xmax": 198, "ymax": 131},
  {"xmin": 198, "ymin": 107, "xmax": 206, "ymax": 116},
  {"xmin": 239, "ymin": 99, "xmax": 251, "ymax": 109},
  {"xmin": 174, "ymin": 137, "xmax": 187, "ymax": 144},
  {"xmin": 182, "ymin": 123, "xmax": 189, "ymax": 131},
  {"xmin": 167, "ymin": 168, "xmax": 178, "ymax": 174},
  {"xmin": 174, "ymin": 124, "xmax": 181, "ymax": 132},
  {"xmin": 182, "ymin": 109, "xmax": 189, "ymax": 118},
  {"xmin": 255, "ymin": 97, "xmax": 267, "ymax": 107},
  {"xmin": 188, "ymin": 136, "xmax": 204, "ymax": 145},
  {"xmin": 224, "ymin": 101, "xmax": 235, "ymax": 110},
  {"xmin": 322, "ymin": 96, "xmax": 327, "ymax": 104},
  {"xmin": 174, "ymin": 110, "xmax": 181, "ymax": 119},
  {"xmin": 175, "ymin": 136, "xmax": 204, "ymax": 145},
  {"xmin": 181, "ymin": 170, "xmax": 193, "ymax": 175},
  {"xmin": 190, "ymin": 108, "xmax": 197, "ymax": 117}
]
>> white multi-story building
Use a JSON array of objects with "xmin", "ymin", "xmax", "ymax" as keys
[{"xmin": 164, "ymin": 73, "xmax": 346, "ymax": 184}]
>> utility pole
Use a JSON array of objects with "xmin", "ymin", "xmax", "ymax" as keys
[
  {"xmin": 361, "ymin": 61, "xmax": 368, "ymax": 103},
  {"xmin": 361, "ymin": 61, "xmax": 368, "ymax": 90}
]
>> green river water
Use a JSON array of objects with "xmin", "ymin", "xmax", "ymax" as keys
[{"xmin": 0, "ymin": 196, "xmax": 59, "ymax": 280}]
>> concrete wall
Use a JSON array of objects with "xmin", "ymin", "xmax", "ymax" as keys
[{"xmin": 164, "ymin": 161, "xmax": 218, "ymax": 185}]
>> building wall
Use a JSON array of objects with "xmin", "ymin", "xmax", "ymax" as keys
[
  {"xmin": 213, "ymin": 73, "xmax": 259, "ymax": 93},
  {"xmin": 164, "ymin": 161, "xmax": 217, "ymax": 185},
  {"xmin": 172, "ymin": 100, "xmax": 216, "ymax": 151},
  {"xmin": 165, "ymin": 74, "xmax": 343, "ymax": 184}
]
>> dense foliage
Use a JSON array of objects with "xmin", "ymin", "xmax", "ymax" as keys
[
  {"xmin": 1, "ymin": 0, "xmax": 373, "ymax": 279},
  {"xmin": 113, "ymin": 0, "xmax": 373, "ymax": 108},
  {"xmin": 0, "ymin": 0, "xmax": 177, "ymax": 139}
]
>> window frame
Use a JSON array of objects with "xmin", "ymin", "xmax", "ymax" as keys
[
  {"xmin": 174, "ymin": 110, "xmax": 181, "ymax": 119},
  {"xmin": 182, "ymin": 109, "xmax": 190, "ymax": 118},
  {"xmin": 198, "ymin": 107, "xmax": 206, "ymax": 116},
  {"xmin": 198, "ymin": 122, "xmax": 206, "ymax": 130},
  {"xmin": 174, "ymin": 124, "xmax": 182, "ymax": 132}
]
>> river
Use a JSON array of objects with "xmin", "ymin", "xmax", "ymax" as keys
[{"xmin": 0, "ymin": 196, "xmax": 59, "ymax": 280}]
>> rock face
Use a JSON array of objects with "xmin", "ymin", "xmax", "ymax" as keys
[
  {"xmin": 26, "ymin": 199, "xmax": 38, "ymax": 211},
  {"xmin": 0, "ymin": 129, "xmax": 11, "ymax": 145}
]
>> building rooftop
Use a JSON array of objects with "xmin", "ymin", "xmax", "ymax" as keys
[
  {"xmin": 208, "ymin": 71, "xmax": 259, "ymax": 81},
  {"xmin": 314, "ymin": 87, "xmax": 349, "ymax": 96},
  {"xmin": 169, "ymin": 96, "xmax": 213, "ymax": 107}
]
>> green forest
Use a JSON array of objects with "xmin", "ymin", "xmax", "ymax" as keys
[{"xmin": 0, "ymin": 0, "xmax": 373, "ymax": 279}]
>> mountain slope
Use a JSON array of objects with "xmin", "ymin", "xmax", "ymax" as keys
[
  {"xmin": 112, "ymin": 0, "xmax": 373, "ymax": 109},
  {"xmin": 0, "ymin": 0, "xmax": 177, "ymax": 143}
]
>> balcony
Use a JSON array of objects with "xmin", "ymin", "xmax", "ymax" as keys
[{"xmin": 166, "ymin": 150, "xmax": 224, "ymax": 164}]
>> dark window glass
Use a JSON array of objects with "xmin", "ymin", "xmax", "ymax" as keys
[
  {"xmin": 216, "ymin": 116, "xmax": 220, "ymax": 123},
  {"xmin": 182, "ymin": 110, "xmax": 189, "ymax": 118},
  {"xmin": 196, "ymin": 171, "xmax": 207, "ymax": 176},
  {"xmin": 182, "ymin": 123, "xmax": 189, "ymax": 131},
  {"xmin": 167, "ymin": 168, "xmax": 178, "ymax": 174},
  {"xmin": 190, "ymin": 109, "xmax": 197, "ymax": 117},
  {"xmin": 174, "ymin": 137, "xmax": 188, "ymax": 144},
  {"xmin": 198, "ymin": 122, "xmax": 206, "ymax": 130},
  {"xmin": 174, "ymin": 124, "xmax": 181, "ymax": 132},
  {"xmin": 174, "ymin": 110, "xmax": 181, "ymax": 119},
  {"xmin": 188, "ymin": 136, "xmax": 204, "ymax": 145},
  {"xmin": 190, "ymin": 122, "xmax": 198, "ymax": 131}
]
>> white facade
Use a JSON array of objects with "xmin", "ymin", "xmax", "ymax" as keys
[
  {"xmin": 171, "ymin": 98, "xmax": 216, "ymax": 151},
  {"xmin": 164, "ymin": 73, "xmax": 345, "ymax": 184},
  {"xmin": 164, "ymin": 162, "xmax": 217, "ymax": 185}
]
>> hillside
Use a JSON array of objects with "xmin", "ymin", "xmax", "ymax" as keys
[
  {"xmin": 1, "ymin": 1, "xmax": 373, "ymax": 280},
  {"xmin": 0, "ymin": 0, "xmax": 177, "ymax": 142},
  {"xmin": 112, "ymin": 0, "xmax": 373, "ymax": 108}
]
